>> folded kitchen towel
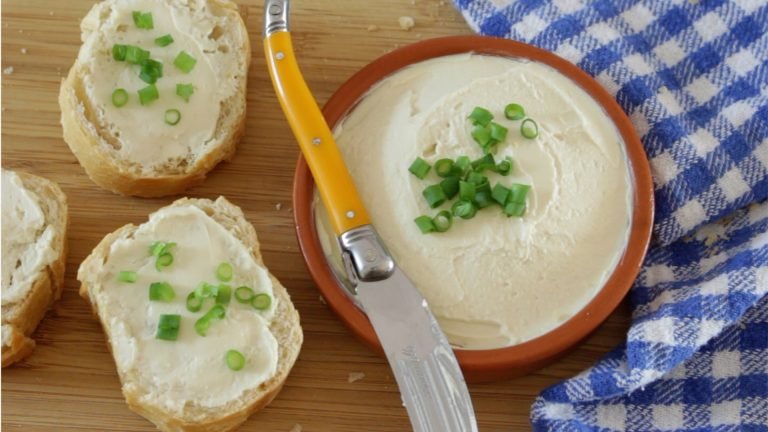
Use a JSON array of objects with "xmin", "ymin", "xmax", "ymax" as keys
[{"xmin": 451, "ymin": 0, "xmax": 768, "ymax": 430}]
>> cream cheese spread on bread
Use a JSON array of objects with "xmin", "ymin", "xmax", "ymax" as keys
[
  {"xmin": 79, "ymin": 0, "xmax": 238, "ymax": 169},
  {"xmin": 96, "ymin": 205, "xmax": 278, "ymax": 411},
  {"xmin": 1, "ymin": 169, "xmax": 57, "ymax": 305},
  {"xmin": 316, "ymin": 54, "xmax": 632, "ymax": 349}
]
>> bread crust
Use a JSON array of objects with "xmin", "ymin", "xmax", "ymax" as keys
[
  {"xmin": 78, "ymin": 197, "xmax": 303, "ymax": 432},
  {"xmin": 1, "ymin": 171, "xmax": 69, "ymax": 367},
  {"xmin": 59, "ymin": 0, "xmax": 250, "ymax": 197}
]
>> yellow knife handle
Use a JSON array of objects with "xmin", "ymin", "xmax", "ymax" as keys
[{"xmin": 264, "ymin": 31, "xmax": 371, "ymax": 236}]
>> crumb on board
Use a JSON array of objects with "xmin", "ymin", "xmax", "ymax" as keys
[
  {"xmin": 398, "ymin": 16, "xmax": 415, "ymax": 30},
  {"xmin": 367, "ymin": 24, "xmax": 379, "ymax": 32},
  {"xmin": 3, "ymin": 66, "xmax": 14, "ymax": 75},
  {"xmin": 20, "ymin": 48, "xmax": 27, "ymax": 55},
  {"xmin": 275, "ymin": 203, "xmax": 282, "ymax": 211},
  {"xmin": 348, "ymin": 372, "xmax": 366, "ymax": 383},
  {"xmin": 319, "ymin": 295, "xmax": 327, "ymax": 305},
  {"xmin": 289, "ymin": 425, "xmax": 302, "ymax": 432}
]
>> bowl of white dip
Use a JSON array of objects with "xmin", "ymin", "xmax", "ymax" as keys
[{"xmin": 293, "ymin": 36, "xmax": 653, "ymax": 382}]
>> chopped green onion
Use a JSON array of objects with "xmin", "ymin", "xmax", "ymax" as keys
[
  {"xmin": 225, "ymin": 349, "xmax": 246, "ymax": 371},
  {"xmin": 124, "ymin": 45, "xmax": 150, "ymax": 64},
  {"xmin": 234, "ymin": 286, "xmax": 255, "ymax": 303},
  {"xmin": 132, "ymin": 11, "xmax": 154, "ymax": 29},
  {"xmin": 473, "ymin": 190, "xmax": 494, "ymax": 209},
  {"xmin": 117, "ymin": 270, "xmax": 137, "ymax": 283},
  {"xmin": 186, "ymin": 291, "xmax": 203, "ymax": 312},
  {"xmin": 149, "ymin": 282, "xmax": 175, "ymax": 302},
  {"xmin": 434, "ymin": 159, "xmax": 454, "ymax": 177},
  {"xmin": 432, "ymin": 211, "xmax": 453, "ymax": 233},
  {"xmin": 521, "ymin": 118, "xmax": 539, "ymax": 139},
  {"xmin": 422, "ymin": 184, "xmax": 447, "ymax": 208},
  {"xmin": 414, "ymin": 215, "xmax": 435, "ymax": 233},
  {"xmin": 459, "ymin": 181, "xmax": 476, "ymax": 201},
  {"xmin": 408, "ymin": 157, "xmax": 431, "ymax": 179},
  {"xmin": 195, "ymin": 305, "xmax": 226, "ymax": 336},
  {"xmin": 453, "ymin": 156, "xmax": 471, "ymax": 177},
  {"xmin": 468, "ymin": 106, "xmax": 493, "ymax": 126},
  {"xmin": 467, "ymin": 172, "xmax": 489, "ymax": 190},
  {"xmin": 452, "ymin": 200, "xmax": 477, "ymax": 220},
  {"xmin": 195, "ymin": 282, "xmax": 218, "ymax": 298},
  {"xmin": 504, "ymin": 202, "xmax": 526, "ymax": 217},
  {"xmin": 155, "ymin": 252, "xmax": 173, "ymax": 270},
  {"xmin": 216, "ymin": 262, "xmax": 233, "ymax": 282},
  {"xmin": 112, "ymin": 88, "xmax": 129, "ymax": 107},
  {"xmin": 216, "ymin": 284, "xmax": 231, "ymax": 305},
  {"xmin": 156, "ymin": 314, "xmax": 181, "ymax": 341},
  {"xmin": 173, "ymin": 50, "xmax": 197, "ymax": 73},
  {"xmin": 112, "ymin": 44, "xmax": 127, "ymax": 61},
  {"xmin": 176, "ymin": 83, "xmax": 194, "ymax": 102},
  {"xmin": 164, "ymin": 109, "xmax": 181, "ymax": 126},
  {"xmin": 251, "ymin": 293, "xmax": 272, "ymax": 310},
  {"xmin": 154, "ymin": 34, "xmax": 174, "ymax": 47},
  {"xmin": 504, "ymin": 103, "xmax": 525, "ymax": 120},
  {"xmin": 471, "ymin": 124, "xmax": 493, "ymax": 148},
  {"xmin": 489, "ymin": 122, "xmax": 508, "ymax": 142},
  {"xmin": 508, "ymin": 183, "xmax": 531, "ymax": 204},
  {"xmin": 492, "ymin": 184, "xmax": 511, "ymax": 206},
  {"xmin": 149, "ymin": 241, "xmax": 175, "ymax": 257},
  {"xmin": 439, "ymin": 176, "xmax": 460, "ymax": 200},
  {"xmin": 496, "ymin": 159, "xmax": 513, "ymax": 176},
  {"xmin": 138, "ymin": 59, "xmax": 163, "ymax": 84},
  {"xmin": 471, "ymin": 153, "xmax": 496, "ymax": 172},
  {"xmin": 138, "ymin": 84, "xmax": 159, "ymax": 105}
]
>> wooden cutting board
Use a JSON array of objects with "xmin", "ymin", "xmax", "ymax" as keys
[{"xmin": 1, "ymin": 1, "xmax": 632, "ymax": 430}]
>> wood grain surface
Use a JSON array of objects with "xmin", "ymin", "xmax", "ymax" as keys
[{"xmin": 1, "ymin": 1, "xmax": 632, "ymax": 430}]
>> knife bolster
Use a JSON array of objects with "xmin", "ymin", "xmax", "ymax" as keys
[{"xmin": 339, "ymin": 225, "xmax": 395, "ymax": 283}]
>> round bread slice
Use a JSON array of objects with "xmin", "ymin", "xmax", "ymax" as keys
[
  {"xmin": 78, "ymin": 197, "xmax": 303, "ymax": 432},
  {"xmin": 59, "ymin": 0, "xmax": 250, "ymax": 197},
  {"xmin": 2, "ymin": 169, "xmax": 68, "ymax": 367}
]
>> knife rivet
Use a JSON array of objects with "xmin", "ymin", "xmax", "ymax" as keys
[
  {"xmin": 275, "ymin": 51, "xmax": 285, "ymax": 61},
  {"xmin": 269, "ymin": 3, "xmax": 282, "ymax": 15},
  {"xmin": 346, "ymin": 210, "xmax": 355, "ymax": 219},
  {"xmin": 312, "ymin": 137, "xmax": 321, "ymax": 146}
]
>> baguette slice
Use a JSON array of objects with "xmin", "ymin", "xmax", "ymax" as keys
[
  {"xmin": 1, "ymin": 169, "xmax": 68, "ymax": 367},
  {"xmin": 79, "ymin": 197, "xmax": 302, "ymax": 432},
  {"xmin": 59, "ymin": 0, "xmax": 250, "ymax": 197}
]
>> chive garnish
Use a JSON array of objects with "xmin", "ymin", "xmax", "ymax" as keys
[
  {"xmin": 117, "ymin": 270, "xmax": 137, "ymax": 283},
  {"xmin": 471, "ymin": 124, "xmax": 493, "ymax": 148},
  {"xmin": 138, "ymin": 84, "xmax": 159, "ymax": 105},
  {"xmin": 216, "ymin": 262, "xmax": 233, "ymax": 282},
  {"xmin": 468, "ymin": 106, "xmax": 493, "ymax": 126},
  {"xmin": 154, "ymin": 34, "xmax": 174, "ymax": 47},
  {"xmin": 408, "ymin": 157, "xmax": 431, "ymax": 179},
  {"xmin": 504, "ymin": 202, "xmax": 526, "ymax": 217},
  {"xmin": 422, "ymin": 184, "xmax": 447, "ymax": 208},
  {"xmin": 164, "ymin": 109, "xmax": 181, "ymax": 125},
  {"xmin": 452, "ymin": 200, "xmax": 477, "ymax": 220},
  {"xmin": 186, "ymin": 291, "xmax": 203, "ymax": 312},
  {"xmin": 195, "ymin": 282, "xmax": 218, "ymax": 299},
  {"xmin": 195, "ymin": 305, "xmax": 226, "ymax": 336},
  {"xmin": 434, "ymin": 159, "xmax": 454, "ymax": 178},
  {"xmin": 225, "ymin": 349, "xmax": 246, "ymax": 371},
  {"xmin": 124, "ymin": 45, "xmax": 150, "ymax": 64},
  {"xmin": 112, "ymin": 44, "xmax": 128, "ymax": 61},
  {"xmin": 138, "ymin": 59, "xmax": 163, "ymax": 84},
  {"xmin": 216, "ymin": 284, "xmax": 232, "ymax": 305},
  {"xmin": 173, "ymin": 51, "xmax": 197, "ymax": 73},
  {"xmin": 414, "ymin": 215, "xmax": 435, "ymax": 234},
  {"xmin": 459, "ymin": 181, "xmax": 476, "ymax": 201},
  {"xmin": 132, "ymin": 11, "xmax": 154, "ymax": 29},
  {"xmin": 176, "ymin": 83, "xmax": 194, "ymax": 102},
  {"xmin": 432, "ymin": 210, "xmax": 453, "ymax": 232},
  {"xmin": 453, "ymin": 156, "xmax": 471, "ymax": 177},
  {"xmin": 489, "ymin": 122, "xmax": 508, "ymax": 142},
  {"xmin": 251, "ymin": 293, "xmax": 272, "ymax": 311},
  {"xmin": 156, "ymin": 314, "xmax": 180, "ymax": 341},
  {"xmin": 155, "ymin": 252, "xmax": 173, "ymax": 270},
  {"xmin": 508, "ymin": 183, "xmax": 531, "ymax": 204},
  {"xmin": 439, "ymin": 176, "xmax": 460, "ymax": 200},
  {"xmin": 234, "ymin": 286, "xmax": 255, "ymax": 304},
  {"xmin": 496, "ymin": 159, "xmax": 512, "ymax": 176},
  {"xmin": 504, "ymin": 103, "xmax": 525, "ymax": 120},
  {"xmin": 473, "ymin": 190, "xmax": 494, "ymax": 209},
  {"xmin": 521, "ymin": 118, "xmax": 539, "ymax": 139},
  {"xmin": 149, "ymin": 282, "xmax": 176, "ymax": 302},
  {"xmin": 492, "ymin": 184, "xmax": 511, "ymax": 206},
  {"xmin": 471, "ymin": 153, "xmax": 496, "ymax": 172},
  {"xmin": 112, "ymin": 88, "xmax": 129, "ymax": 107}
]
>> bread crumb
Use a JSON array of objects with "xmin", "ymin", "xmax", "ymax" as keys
[
  {"xmin": 348, "ymin": 372, "xmax": 365, "ymax": 383},
  {"xmin": 289, "ymin": 425, "xmax": 302, "ymax": 432},
  {"xmin": 439, "ymin": 0, "xmax": 446, "ymax": 5},
  {"xmin": 20, "ymin": 48, "xmax": 27, "ymax": 55},
  {"xmin": 318, "ymin": 295, "xmax": 326, "ymax": 305},
  {"xmin": 49, "ymin": 11, "xmax": 55, "ymax": 16},
  {"xmin": 367, "ymin": 24, "xmax": 379, "ymax": 32},
  {"xmin": 3, "ymin": 66, "xmax": 14, "ymax": 75},
  {"xmin": 398, "ymin": 16, "xmax": 415, "ymax": 30},
  {"xmin": 275, "ymin": 203, "xmax": 282, "ymax": 210}
]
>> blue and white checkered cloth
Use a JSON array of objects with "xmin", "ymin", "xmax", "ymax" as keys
[{"xmin": 451, "ymin": 0, "xmax": 768, "ymax": 430}]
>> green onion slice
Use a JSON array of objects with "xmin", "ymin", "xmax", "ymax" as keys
[
  {"xmin": 225, "ymin": 349, "xmax": 246, "ymax": 371},
  {"xmin": 149, "ymin": 282, "xmax": 175, "ymax": 302},
  {"xmin": 414, "ymin": 215, "xmax": 435, "ymax": 234},
  {"xmin": 452, "ymin": 200, "xmax": 477, "ymax": 220},
  {"xmin": 235, "ymin": 286, "xmax": 255, "ymax": 303},
  {"xmin": 434, "ymin": 159, "xmax": 454, "ymax": 178},
  {"xmin": 149, "ymin": 241, "xmax": 175, "ymax": 257},
  {"xmin": 496, "ymin": 159, "xmax": 513, "ymax": 176},
  {"xmin": 216, "ymin": 284, "xmax": 232, "ymax": 305},
  {"xmin": 471, "ymin": 124, "xmax": 493, "ymax": 148},
  {"xmin": 408, "ymin": 157, "xmax": 431, "ymax": 179},
  {"xmin": 474, "ymin": 190, "xmax": 494, "ymax": 209},
  {"xmin": 216, "ymin": 262, "xmax": 233, "ymax": 282},
  {"xmin": 186, "ymin": 291, "xmax": 203, "ymax": 312},
  {"xmin": 504, "ymin": 202, "xmax": 526, "ymax": 217},
  {"xmin": 173, "ymin": 50, "xmax": 197, "ymax": 73},
  {"xmin": 112, "ymin": 88, "xmax": 129, "ymax": 107},
  {"xmin": 251, "ymin": 293, "xmax": 272, "ymax": 310},
  {"xmin": 453, "ymin": 156, "xmax": 471, "ymax": 176},
  {"xmin": 155, "ymin": 252, "xmax": 173, "ymax": 270},
  {"xmin": 139, "ymin": 59, "xmax": 163, "ymax": 84},
  {"xmin": 132, "ymin": 11, "xmax": 154, "ymax": 29},
  {"xmin": 156, "ymin": 314, "xmax": 181, "ymax": 341},
  {"xmin": 112, "ymin": 44, "xmax": 127, "ymax": 61},
  {"xmin": 504, "ymin": 103, "xmax": 525, "ymax": 120},
  {"xmin": 124, "ymin": 45, "xmax": 150, "ymax": 64},
  {"xmin": 117, "ymin": 270, "xmax": 137, "ymax": 283},
  {"xmin": 467, "ymin": 172, "xmax": 489, "ymax": 189},
  {"xmin": 195, "ymin": 305, "xmax": 226, "ymax": 336},
  {"xmin": 508, "ymin": 183, "xmax": 531, "ymax": 204},
  {"xmin": 459, "ymin": 181, "xmax": 476, "ymax": 201},
  {"xmin": 154, "ymin": 34, "xmax": 174, "ymax": 47},
  {"xmin": 195, "ymin": 282, "xmax": 218, "ymax": 299},
  {"xmin": 439, "ymin": 176, "xmax": 460, "ymax": 200},
  {"xmin": 492, "ymin": 184, "xmax": 511, "ymax": 206},
  {"xmin": 422, "ymin": 184, "xmax": 447, "ymax": 209},
  {"xmin": 489, "ymin": 122, "xmax": 508, "ymax": 142},
  {"xmin": 432, "ymin": 210, "xmax": 453, "ymax": 233},
  {"xmin": 468, "ymin": 106, "xmax": 493, "ymax": 126},
  {"xmin": 164, "ymin": 109, "xmax": 181, "ymax": 126},
  {"xmin": 138, "ymin": 84, "xmax": 159, "ymax": 105},
  {"xmin": 471, "ymin": 153, "xmax": 496, "ymax": 172},
  {"xmin": 521, "ymin": 118, "xmax": 539, "ymax": 139},
  {"xmin": 176, "ymin": 83, "xmax": 194, "ymax": 102}
]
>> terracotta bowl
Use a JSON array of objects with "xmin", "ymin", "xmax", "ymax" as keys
[{"xmin": 293, "ymin": 36, "xmax": 654, "ymax": 383}]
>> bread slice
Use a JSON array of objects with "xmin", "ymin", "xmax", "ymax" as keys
[
  {"xmin": 59, "ymin": 0, "xmax": 251, "ymax": 197},
  {"xmin": 1, "ymin": 169, "xmax": 68, "ymax": 367},
  {"xmin": 78, "ymin": 197, "xmax": 303, "ymax": 432}
]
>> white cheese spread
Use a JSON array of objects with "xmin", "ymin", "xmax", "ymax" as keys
[
  {"xmin": 1, "ymin": 169, "xmax": 58, "ymax": 305},
  {"xmin": 315, "ymin": 54, "xmax": 633, "ymax": 349},
  {"xmin": 96, "ymin": 205, "xmax": 278, "ymax": 411},
  {"xmin": 80, "ymin": 0, "xmax": 239, "ymax": 171}
]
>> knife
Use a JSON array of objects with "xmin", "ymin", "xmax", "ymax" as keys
[{"xmin": 263, "ymin": 1, "xmax": 478, "ymax": 431}]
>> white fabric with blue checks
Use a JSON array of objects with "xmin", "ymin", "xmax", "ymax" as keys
[{"xmin": 451, "ymin": 0, "xmax": 768, "ymax": 430}]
